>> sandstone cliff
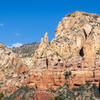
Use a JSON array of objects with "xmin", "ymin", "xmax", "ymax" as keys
[
  {"xmin": 0, "ymin": 42, "xmax": 27, "ymax": 96},
  {"xmin": 0, "ymin": 42, "xmax": 27, "ymax": 73},
  {"xmin": 33, "ymin": 11, "xmax": 100, "ymax": 70},
  {"xmin": 32, "ymin": 12, "xmax": 100, "ymax": 99}
]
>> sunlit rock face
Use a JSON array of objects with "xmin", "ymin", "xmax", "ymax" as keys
[
  {"xmin": 0, "ymin": 42, "xmax": 27, "ymax": 74},
  {"xmin": 0, "ymin": 42, "xmax": 27, "ymax": 96},
  {"xmin": 33, "ymin": 11, "xmax": 100, "ymax": 69}
]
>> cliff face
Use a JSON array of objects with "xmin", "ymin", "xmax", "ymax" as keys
[
  {"xmin": 33, "ymin": 11, "xmax": 100, "ymax": 70},
  {"xmin": 0, "ymin": 42, "xmax": 27, "ymax": 73},
  {"xmin": 0, "ymin": 42, "xmax": 27, "ymax": 96},
  {"xmin": 32, "ymin": 11, "xmax": 100, "ymax": 95}
]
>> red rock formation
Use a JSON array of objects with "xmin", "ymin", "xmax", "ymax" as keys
[
  {"xmin": 27, "ymin": 69, "xmax": 66, "ymax": 90},
  {"xmin": 68, "ymin": 70, "xmax": 100, "ymax": 89},
  {"xmin": 34, "ymin": 90, "xmax": 55, "ymax": 100}
]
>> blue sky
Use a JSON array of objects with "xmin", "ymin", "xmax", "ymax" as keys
[{"xmin": 0, "ymin": 0, "xmax": 100, "ymax": 47}]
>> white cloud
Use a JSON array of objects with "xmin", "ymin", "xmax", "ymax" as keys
[
  {"xmin": 8, "ymin": 43, "xmax": 23, "ymax": 48},
  {"xmin": 16, "ymin": 32, "xmax": 20, "ymax": 36},
  {"xmin": 0, "ymin": 24, "xmax": 4, "ymax": 27}
]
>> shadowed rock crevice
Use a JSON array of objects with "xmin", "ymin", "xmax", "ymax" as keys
[
  {"xmin": 79, "ymin": 47, "xmax": 84, "ymax": 57},
  {"xmin": 83, "ymin": 29, "xmax": 87, "ymax": 39}
]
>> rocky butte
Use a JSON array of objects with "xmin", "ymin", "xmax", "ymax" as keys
[
  {"xmin": 33, "ymin": 11, "xmax": 100, "ymax": 89},
  {"xmin": 1, "ymin": 11, "xmax": 100, "ymax": 100},
  {"xmin": 33, "ymin": 11, "xmax": 100, "ymax": 69}
]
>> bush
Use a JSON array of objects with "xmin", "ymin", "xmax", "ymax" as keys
[
  {"xmin": 65, "ymin": 71, "xmax": 71, "ymax": 80},
  {"xmin": 3, "ymin": 86, "xmax": 35, "ymax": 100},
  {"xmin": 49, "ymin": 81, "xmax": 100, "ymax": 100},
  {"xmin": 86, "ymin": 81, "xmax": 91, "ymax": 87},
  {"xmin": 92, "ymin": 83, "xmax": 100, "ymax": 98},
  {"xmin": 0, "ymin": 93, "xmax": 4, "ymax": 100},
  {"xmin": 48, "ymin": 88, "xmax": 56, "ymax": 93},
  {"xmin": 54, "ymin": 96, "xmax": 63, "ymax": 100}
]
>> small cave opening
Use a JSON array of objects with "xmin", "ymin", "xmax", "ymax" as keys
[
  {"xmin": 74, "ymin": 84, "xmax": 81, "ymax": 87},
  {"xmin": 79, "ymin": 47, "xmax": 84, "ymax": 57}
]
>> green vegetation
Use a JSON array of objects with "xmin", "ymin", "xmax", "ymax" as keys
[
  {"xmin": 52, "ymin": 82, "xmax": 100, "ymax": 100},
  {"xmin": 51, "ymin": 96, "xmax": 63, "ymax": 100},
  {"xmin": 12, "ymin": 42, "xmax": 39, "ymax": 57},
  {"xmin": 49, "ymin": 71, "xmax": 100, "ymax": 100},
  {"xmin": 48, "ymin": 88, "xmax": 57, "ymax": 93},
  {"xmin": 64, "ymin": 71, "xmax": 71, "ymax": 80},
  {"xmin": 3, "ymin": 86, "xmax": 35, "ymax": 100},
  {"xmin": 0, "ymin": 93, "xmax": 4, "ymax": 100},
  {"xmin": 92, "ymin": 83, "xmax": 100, "ymax": 98}
]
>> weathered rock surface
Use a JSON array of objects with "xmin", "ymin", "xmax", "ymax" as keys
[
  {"xmin": 0, "ymin": 42, "xmax": 66, "ymax": 97},
  {"xmin": 32, "ymin": 11, "xmax": 100, "ymax": 98},
  {"xmin": 33, "ymin": 11, "xmax": 100, "ymax": 70},
  {"xmin": 0, "ymin": 42, "xmax": 27, "ymax": 73},
  {"xmin": 0, "ymin": 42, "xmax": 27, "ymax": 96},
  {"xmin": 34, "ymin": 90, "xmax": 55, "ymax": 100},
  {"xmin": 68, "ymin": 70, "xmax": 100, "ymax": 89},
  {"xmin": 23, "ymin": 68, "xmax": 66, "ymax": 90}
]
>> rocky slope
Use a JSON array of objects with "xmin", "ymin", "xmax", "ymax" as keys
[
  {"xmin": 0, "ymin": 42, "xmax": 28, "ymax": 97},
  {"xmin": 12, "ymin": 42, "xmax": 39, "ymax": 58},
  {"xmin": 12, "ymin": 42, "xmax": 39, "ymax": 68}
]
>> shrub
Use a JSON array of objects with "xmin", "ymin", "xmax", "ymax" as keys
[
  {"xmin": 3, "ymin": 86, "xmax": 35, "ymax": 100},
  {"xmin": 64, "ymin": 71, "xmax": 71, "ymax": 80},
  {"xmin": 85, "ymin": 81, "xmax": 91, "ymax": 87},
  {"xmin": 48, "ymin": 88, "xmax": 56, "ymax": 93},
  {"xmin": 0, "ymin": 92, "xmax": 4, "ymax": 100},
  {"xmin": 92, "ymin": 83, "xmax": 100, "ymax": 98},
  {"xmin": 54, "ymin": 96, "xmax": 63, "ymax": 100}
]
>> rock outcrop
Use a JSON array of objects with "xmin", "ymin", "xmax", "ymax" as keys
[
  {"xmin": 32, "ymin": 11, "xmax": 100, "ymax": 94},
  {"xmin": 23, "ymin": 68, "xmax": 66, "ymax": 90},
  {"xmin": 34, "ymin": 90, "xmax": 55, "ymax": 100},
  {"xmin": 33, "ymin": 11, "xmax": 100, "ymax": 70},
  {"xmin": 0, "ymin": 42, "xmax": 27, "ymax": 96},
  {"xmin": 68, "ymin": 70, "xmax": 100, "ymax": 89},
  {"xmin": 0, "ymin": 42, "xmax": 27, "ymax": 73}
]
